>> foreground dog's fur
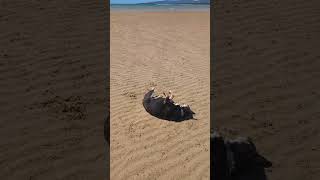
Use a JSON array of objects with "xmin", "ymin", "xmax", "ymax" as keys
[
  {"xmin": 142, "ymin": 87, "xmax": 195, "ymax": 121},
  {"xmin": 211, "ymin": 132, "xmax": 272, "ymax": 180}
]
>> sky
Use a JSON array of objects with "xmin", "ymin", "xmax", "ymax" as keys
[{"xmin": 110, "ymin": 0, "xmax": 155, "ymax": 4}]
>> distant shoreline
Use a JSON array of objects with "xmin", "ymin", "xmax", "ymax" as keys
[
  {"xmin": 110, "ymin": 3, "xmax": 210, "ymax": 5},
  {"xmin": 110, "ymin": 3, "xmax": 210, "ymax": 12}
]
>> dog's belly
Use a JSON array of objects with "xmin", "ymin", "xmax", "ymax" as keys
[{"xmin": 143, "ymin": 98, "xmax": 164, "ymax": 117}]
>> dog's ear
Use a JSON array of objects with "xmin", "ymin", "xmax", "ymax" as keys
[
  {"xmin": 253, "ymin": 154, "xmax": 273, "ymax": 168},
  {"xmin": 188, "ymin": 106, "xmax": 195, "ymax": 114},
  {"xmin": 183, "ymin": 105, "xmax": 195, "ymax": 115},
  {"xmin": 245, "ymin": 138, "xmax": 272, "ymax": 167}
]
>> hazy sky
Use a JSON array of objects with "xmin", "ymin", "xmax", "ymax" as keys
[{"xmin": 110, "ymin": 0, "xmax": 155, "ymax": 4}]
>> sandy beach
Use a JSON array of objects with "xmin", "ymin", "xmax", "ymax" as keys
[
  {"xmin": 110, "ymin": 11, "xmax": 210, "ymax": 180},
  {"xmin": 0, "ymin": 1, "xmax": 108, "ymax": 179},
  {"xmin": 2, "ymin": 0, "xmax": 319, "ymax": 179},
  {"xmin": 213, "ymin": 0, "xmax": 320, "ymax": 179}
]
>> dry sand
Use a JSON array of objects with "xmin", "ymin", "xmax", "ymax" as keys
[
  {"xmin": 110, "ymin": 12, "xmax": 210, "ymax": 180},
  {"xmin": 213, "ymin": 0, "xmax": 320, "ymax": 179}
]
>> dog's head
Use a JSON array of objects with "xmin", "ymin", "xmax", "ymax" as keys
[{"xmin": 180, "ymin": 104, "xmax": 195, "ymax": 119}]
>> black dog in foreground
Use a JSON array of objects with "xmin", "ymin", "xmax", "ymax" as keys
[
  {"xmin": 211, "ymin": 132, "xmax": 272, "ymax": 180},
  {"xmin": 142, "ymin": 88, "xmax": 195, "ymax": 121}
]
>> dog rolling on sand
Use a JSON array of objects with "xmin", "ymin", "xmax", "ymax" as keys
[{"xmin": 142, "ymin": 87, "xmax": 195, "ymax": 121}]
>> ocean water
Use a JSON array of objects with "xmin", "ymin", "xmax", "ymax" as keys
[{"xmin": 110, "ymin": 4, "xmax": 210, "ymax": 12}]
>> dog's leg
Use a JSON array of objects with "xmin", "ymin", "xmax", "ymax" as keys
[
  {"xmin": 163, "ymin": 92, "xmax": 168, "ymax": 104},
  {"xmin": 163, "ymin": 92, "xmax": 167, "ymax": 97},
  {"xmin": 168, "ymin": 90, "xmax": 174, "ymax": 100}
]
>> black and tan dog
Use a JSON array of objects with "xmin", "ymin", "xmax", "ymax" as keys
[{"xmin": 142, "ymin": 87, "xmax": 195, "ymax": 121}]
